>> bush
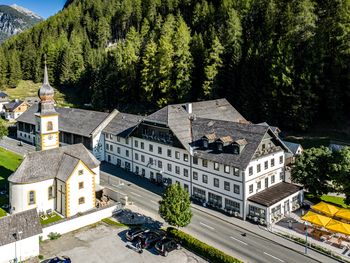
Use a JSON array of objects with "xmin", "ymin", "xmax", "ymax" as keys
[
  {"xmin": 38, "ymin": 255, "xmax": 44, "ymax": 260},
  {"xmin": 48, "ymin": 232, "xmax": 61, "ymax": 240},
  {"xmin": 167, "ymin": 227, "xmax": 242, "ymax": 263}
]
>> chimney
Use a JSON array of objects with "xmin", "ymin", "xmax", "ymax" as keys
[{"xmin": 186, "ymin": 103, "xmax": 192, "ymax": 114}]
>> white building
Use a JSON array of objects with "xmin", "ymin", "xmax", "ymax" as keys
[
  {"xmin": 8, "ymin": 63, "xmax": 100, "ymax": 218},
  {"xmin": 0, "ymin": 209, "xmax": 42, "ymax": 263},
  {"xmin": 4, "ymin": 99, "xmax": 29, "ymax": 121},
  {"xmin": 102, "ymin": 99, "xmax": 303, "ymax": 225}
]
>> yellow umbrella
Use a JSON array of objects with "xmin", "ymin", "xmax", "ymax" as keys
[
  {"xmin": 326, "ymin": 219, "xmax": 350, "ymax": 235},
  {"xmin": 335, "ymin": 208, "xmax": 350, "ymax": 221},
  {"xmin": 302, "ymin": 211, "xmax": 331, "ymax": 227},
  {"xmin": 312, "ymin": 201, "xmax": 340, "ymax": 217}
]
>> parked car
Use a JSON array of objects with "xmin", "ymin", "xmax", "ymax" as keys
[
  {"xmin": 125, "ymin": 227, "xmax": 148, "ymax": 241},
  {"xmin": 137, "ymin": 230, "xmax": 165, "ymax": 249},
  {"xmin": 40, "ymin": 256, "xmax": 71, "ymax": 263},
  {"xmin": 155, "ymin": 237, "xmax": 181, "ymax": 256}
]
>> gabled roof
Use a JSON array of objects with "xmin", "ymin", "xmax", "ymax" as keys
[
  {"xmin": 4, "ymin": 100, "xmax": 25, "ymax": 111},
  {"xmin": 17, "ymin": 104, "xmax": 110, "ymax": 137},
  {"xmin": 281, "ymin": 140, "xmax": 302, "ymax": 155},
  {"xmin": 248, "ymin": 182, "xmax": 302, "ymax": 207},
  {"xmin": 191, "ymin": 118, "xmax": 275, "ymax": 169},
  {"xmin": 144, "ymin": 99, "xmax": 247, "ymax": 151},
  {"xmin": 8, "ymin": 144, "xmax": 100, "ymax": 184},
  {"xmin": 145, "ymin": 98, "xmax": 246, "ymax": 125},
  {"xmin": 56, "ymin": 153, "xmax": 81, "ymax": 182},
  {"xmin": 0, "ymin": 209, "xmax": 42, "ymax": 246},
  {"xmin": 0, "ymin": 91, "xmax": 8, "ymax": 98},
  {"xmin": 103, "ymin": 112, "xmax": 143, "ymax": 137}
]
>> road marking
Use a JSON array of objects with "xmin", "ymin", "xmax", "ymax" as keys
[
  {"xmin": 150, "ymin": 200, "xmax": 158, "ymax": 204},
  {"xmin": 130, "ymin": 191, "xmax": 142, "ymax": 198},
  {"xmin": 199, "ymin": 222, "xmax": 215, "ymax": 230},
  {"xmin": 263, "ymin": 252, "xmax": 284, "ymax": 262},
  {"xmin": 230, "ymin": 236, "xmax": 248, "ymax": 245}
]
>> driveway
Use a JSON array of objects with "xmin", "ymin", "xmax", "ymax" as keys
[{"xmin": 40, "ymin": 222, "xmax": 206, "ymax": 263}]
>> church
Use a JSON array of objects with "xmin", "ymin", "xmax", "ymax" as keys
[{"xmin": 8, "ymin": 63, "xmax": 100, "ymax": 217}]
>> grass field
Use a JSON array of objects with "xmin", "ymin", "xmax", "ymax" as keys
[
  {"xmin": 305, "ymin": 193, "xmax": 349, "ymax": 208},
  {"xmin": 40, "ymin": 212, "xmax": 63, "ymax": 225},
  {"xmin": 4, "ymin": 80, "xmax": 75, "ymax": 108},
  {"xmin": 0, "ymin": 147, "xmax": 23, "ymax": 187}
]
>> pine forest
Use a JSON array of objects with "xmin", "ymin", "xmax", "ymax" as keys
[{"xmin": 0, "ymin": 0, "xmax": 349, "ymax": 131}]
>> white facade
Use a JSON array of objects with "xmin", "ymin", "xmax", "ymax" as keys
[
  {"xmin": 0, "ymin": 235, "xmax": 40, "ymax": 263},
  {"xmin": 10, "ymin": 179, "xmax": 55, "ymax": 214},
  {"xmin": 5, "ymin": 111, "xmax": 22, "ymax": 121},
  {"xmin": 104, "ymin": 130, "xmax": 302, "ymax": 223},
  {"xmin": 65, "ymin": 161, "xmax": 96, "ymax": 217}
]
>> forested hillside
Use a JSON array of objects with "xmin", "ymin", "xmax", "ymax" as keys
[{"xmin": 0, "ymin": 0, "xmax": 349, "ymax": 131}]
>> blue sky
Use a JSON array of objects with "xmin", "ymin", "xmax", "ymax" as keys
[{"xmin": 1, "ymin": 1, "xmax": 66, "ymax": 18}]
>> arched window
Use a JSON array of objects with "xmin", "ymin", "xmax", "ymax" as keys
[
  {"xmin": 78, "ymin": 197, "xmax": 85, "ymax": 205},
  {"xmin": 28, "ymin": 191, "xmax": 35, "ymax": 205},
  {"xmin": 47, "ymin": 121, "xmax": 53, "ymax": 131},
  {"xmin": 48, "ymin": 186, "xmax": 54, "ymax": 199}
]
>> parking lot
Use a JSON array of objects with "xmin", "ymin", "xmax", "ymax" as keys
[{"xmin": 40, "ymin": 222, "xmax": 207, "ymax": 263}]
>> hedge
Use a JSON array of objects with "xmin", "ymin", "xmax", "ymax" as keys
[{"xmin": 167, "ymin": 227, "xmax": 243, "ymax": 263}]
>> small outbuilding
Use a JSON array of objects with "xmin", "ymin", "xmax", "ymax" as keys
[{"xmin": 0, "ymin": 209, "xmax": 42, "ymax": 263}]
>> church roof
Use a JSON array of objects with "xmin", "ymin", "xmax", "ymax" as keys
[
  {"xmin": 56, "ymin": 153, "xmax": 81, "ymax": 182},
  {"xmin": 8, "ymin": 144, "xmax": 100, "ymax": 184},
  {"xmin": 0, "ymin": 209, "xmax": 42, "ymax": 246},
  {"xmin": 17, "ymin": 104, "xmax": 110, "ymax": 137}
]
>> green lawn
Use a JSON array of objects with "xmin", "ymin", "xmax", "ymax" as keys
[
  {"xmin": 4, "ymin": 80, "xmax": 75, "ymax": 108},
  {"xmin": 0, "ymin": 208, "xmax": 7, "ymax": 217},
  {"xmin": 305, "ymin": 193, "xmax": 349, "ymax": 208},
  {"xmin": 40, "ymin": 212, "xmax": 63, "ymax": 225},
  {"xmin": 0, "ymin": 148, "xmax": 23, "ymax": 186}
]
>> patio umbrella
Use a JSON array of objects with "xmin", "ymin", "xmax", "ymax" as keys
[
  {"xmin": 312, "ymin": 201, "xmax": 340, "ymax": 217},
  {"xmin": 302, "ymin": 211, "xmax": 331, "ymax": 227},
  {"xmin": 326, "ymin": 219, "xmax": 350, "ymax": 236},
  {"xmin": 335, "ymin": 208, "xmax": 350, "ymax": 221}
]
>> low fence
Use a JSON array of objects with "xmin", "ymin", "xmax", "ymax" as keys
[{"xmin": 41, "ymin": 203, "xmax": 122, "ymax": 240}]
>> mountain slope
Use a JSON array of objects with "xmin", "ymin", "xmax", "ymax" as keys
[
  {"xmin": 0, "ymin": 4, "xmax": 42, "ymax": 43},
  {"xmin": 0, "ymin": 0, "xmax": 348, "ymax": 131}
]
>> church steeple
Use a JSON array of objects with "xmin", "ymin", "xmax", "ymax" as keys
[
  {"xmin": 37, "ymin": 60, "xmax": 56, "ymax": 115},
  {"xmin": 35, "ymin": 60, "xmax": 59, "ymax": 151}
]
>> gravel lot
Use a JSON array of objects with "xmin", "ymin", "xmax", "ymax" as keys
[{"xmin": 40, "ymin": 222, "xmax": 207, "ymax": 263}]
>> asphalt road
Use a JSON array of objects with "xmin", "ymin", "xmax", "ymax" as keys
[
  {"xmin": 100, "ymin": 164, "xmax": 337, "ymax": 263},
  {"xmin": 0, "ymin": 136, "xmax": 34, "ymax": 156}
]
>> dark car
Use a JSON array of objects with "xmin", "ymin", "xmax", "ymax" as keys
[
  {"xmin": 155, "ymin": 238, "xmax": 181, "ymax": 256},
  {"xmin": 137, "ymin": 230, "xmax": 165, "ymax": 249},
  {"xmin": 126, "ymin": 227, "xmax": 148, "ymax": 241},
  {"xmin": 40, "ymin": 256, "xmax": 71, "ymax": 263}
]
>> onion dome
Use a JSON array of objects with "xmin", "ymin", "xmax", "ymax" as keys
[{"xmin": 38, "ymin": 61, "xmax": 54, "ymax": 101}]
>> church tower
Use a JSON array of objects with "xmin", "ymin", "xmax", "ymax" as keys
[{"xmin": 35, "ymin": 61, "xmax": 59, "ymax": 151}]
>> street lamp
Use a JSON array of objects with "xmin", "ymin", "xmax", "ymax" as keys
[
  {"xmin": 304, "ymin": 221, "xmax": 308, "ymax": 254},
  {"xmin": 12, "ymin": 230, "xmax": 23, "ymax": 263}
]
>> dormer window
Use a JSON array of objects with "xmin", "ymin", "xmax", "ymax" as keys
[
  {"xmin": 203, "ymin": 139, "xmax": 209, "ymax": 149},
  {"xmin": 217, "ymin": 142, "xmax": 223, "ymax": 152},
  {"xmin": 233, "ymin": 145, "xmax": 240, "ymax": 154}
]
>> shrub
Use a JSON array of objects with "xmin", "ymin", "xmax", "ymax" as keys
[
  {"xmin": 167, "ymin": 227, "xmax": 242, "ymax": 263},
  {"xmin": 38, "ymin": 255, "xmax": 44, "ymax": 260},
  {"xmin": 39, "ymin": 236, "xmax": 43, "ymax": 243},
  {"xmin": 48, "ymin": 232, "xmax": 61, "ymax": 240}
]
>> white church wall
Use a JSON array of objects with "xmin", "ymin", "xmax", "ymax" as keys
[
  {"xmin": 0, "ymin": 235, "xmax": 40, "ymax": 263},
  {"xmin": 10, "ymin": 179, "xmax": 55, "ymax": 214},
  {"xmin": 92, "ymin": 166, "xmax": 100, "ymax": 185},
  {"xmin": 66, "ymin": 162, "xmax": 95, "ymax": 217}
]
